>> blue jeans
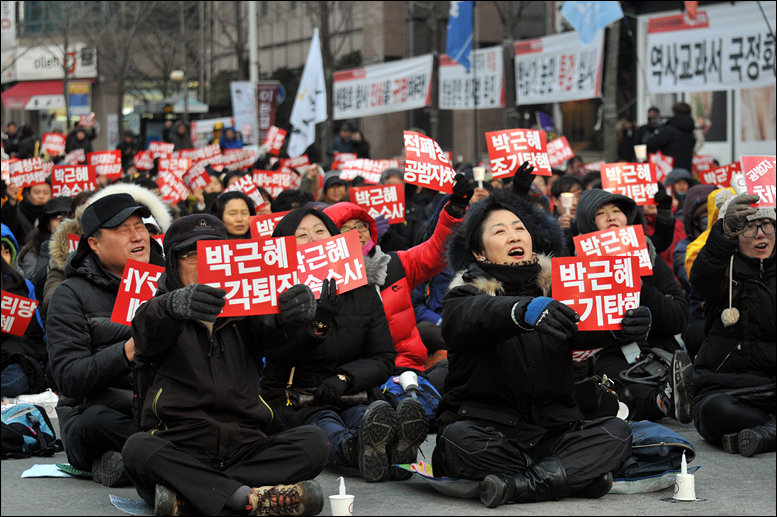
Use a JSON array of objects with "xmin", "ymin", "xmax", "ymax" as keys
[
  {"xmin": 1, "ymin": 363, "xmax": 30, "ymax": 398},
  {"xmin": 303, "ymin": 406, "xmax": 368, "ymax": 466}
]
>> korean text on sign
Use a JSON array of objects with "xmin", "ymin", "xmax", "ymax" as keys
[
  {"xmin": 156, "ymin": 172, "xmax": 189, "ymax": 204},
  {"xmin": 148, "ymin": 141, "xmax": 174, "ymax": 157},
  {"xmin": 648, "ymin": 151, "xmax": 673, "ymax": 184},
  {"xmin": 601, "ymin": 162, "xmax": 658, "ymax": 206},
  {"xmin": 546, "ymin": 136, "xmax": 575, "ymax": 167},
  {"xmin": 339, "ymin": 158, "xmax": 394, "ymax": 184},
  {"xmin": 552, "ymin": 256, "xmax": 641, "ymax": 331},
  {"xmin": 700, "ymin": 161, "xmax": 741, "ymax": 188},
  {"xmin": 64, "ymin": 149, "xmax": 86, "ymax": 165},
  {"xmin": 224, "ymin": 174, "xmax": 265, "ymax": 209},
  {"xmin": 110, "ymin": 260, "xmax": 164, "ymax": 326},
  {"xmin": 350, "ymin": 184, "xmax": 405, "ymax": 224},
  {"xmin": 52, "ymin": 165, "xmax": 97, "ymax": 197},
  {"xmin": 740, "ymin": 156, "xmax": 776, "ymax": 208},
  {"xmin": 250, "ymin": 211, "xmax": 291, "ymax": 239},
  {"xmin": 198, "ymin": 236, "xmax": 299, "ymax": 317},
  {"xmin": 1, "ymin": 290, "xmax": 39, "ymax": 337},
  {"xmin": 88, "ymin": 150, "xmax": 122, "ymax": 178},
  {"xmin": 403, "ymin": 131, "xmax": 456, "ymax": 194},
  {"xmin": 253, "ymin": 169, "xmax": 294, "ymax": 199},
  {"xmin": 182, "ymin": 162, "xmax": 211, "ymax": 192},
  {"xmin": 222, "ymin": 149, "xmax": 257, "ymax": 171},
  {"xmin": 573, "ymin": 225, "xmax": 653, "ymax": 277},
  {"xmin": 296, "ymin": 231, "xmax": 367, "ymax": 299},
  {"xmin": 485, "ymin": 128, "xmax": 551, "ymax": 178},
  {"xmin": 134, "ymin": 151, "xmax": 155, "ymax": 171},
  {"xmin": 41, "ymin": 133, "xmax": 66, "ymax": 156},
  {"xmin": 264, "ymin": 126, "xmax": 287, "ymax": 156},
  {"xmin": 8, "ymin": 158, "xmax": 49, "ymax": 188}
]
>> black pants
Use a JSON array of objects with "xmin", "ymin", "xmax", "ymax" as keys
[
  {"xmin": 122, "ymin": 426, "xmax": 329, "ymax": 516},
  {"xmin": 594, "ymin": 351, "xmax": 664, "ymax": 421},
  {"xmin": 61, "ymin": 404, "xmax": 136, "ymax": 472},
  {"xmin": 694, "ymin": 392, "xmax": 774, "ymax": 447},
  {"xmin": 432, "ymin": 417, "xmax": 632, "ymax": 491}
]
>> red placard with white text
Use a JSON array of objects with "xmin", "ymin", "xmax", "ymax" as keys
[
  {"xmin": 584, "ymin": 160, "xmax": 605, "ymax": 172},
  {"xmin": 648, "ymin": 151, "xmax": 673, "ymax": 184},
  {"xmin": 486, "ymin": 128, "xmax": 551, "ymax": 177},
  {"xmin": 222, "ymin": 149, "xmax": 257, "ymax": 170},
  {"xmin": 159, "ymin": 157, "xmax": 191, "ymax": 178},
  {"xmin": 78, "ymin": 113, "xmax": 95, "ymax": 127},
  {"xmin": 8, "ymin": 158, "xmax": 48, "ymax": 188},
  {"xmin": 250, "ymin": 211, "xmax": 291, "ymax": 239},
  {"xmin": 601, "ymin": 162, "xmax": 658, "ymax": 206},
  {"xmin": 552, "ymin": 256, "xmax": 641, "ymax": 331},
  {"xmin": 0, "ymin": 158, "xmax": 17, "ymax": 183},
  {"xmin": 1, "ymin": 290, "xmax": 39, "ymax": 337},
  {"xmin": 573, "ymin": 225, "xmax": 653, "ymax": 276},
  {"xmin": 278, "ymin": 155, "xmax": 309, "ymax": 188},
  {"xmin": 332, "ymin": 152, "xmax": 358, "ymax": 170},
  {"xmin": 350, "ymin": 184, "xmax": 405, "ymax": 224},
  {"xmin": 181, "ymin": 162, "xmax": 211, "ymax": 192},
  {"xmin": 51, "ymin": 165, "xmax": 97, "ymax": 197},
  {"xmin": 156, "ymin": 172, "xmax": 189, "ymax": 204},
  {"xmin": 133, "ymin": 151, "xmax": 154, "ymax": 171},
  {"xmin": 110, "ymin": 259, "xmax": 165, "ymax": 326},
  {"xmin": 223, "ymin": 174, "xmax": 265, "ymax": 209},
  {"xmin": 88, "ymin": 150, "xmax": 122, "ymax": 178},
  {"xmin": 403, "ymin": 131, "xmax": 456, "ymax": 194},
  {"xmin": 264, "ymin": 126, "xmax": 287, "ymax": 156},
  {"xmin": 692, "ymin": 155, "xmax": 715, "ymax": 174},
  {"xmin": 67, "ymin": 233, "xmax": 80, "ymax": 254},
  {"xmin": 174, "ymin": 144, "xmax": 222, "ymax": 167},
  {"xmin": 699, "ymin": 161, "xmax": 741, "ymax": 189},
  {"xmin": 152, "ymin": 234, "xmax": 164, "ymax": 248},
  {"xmin": 253, "ymin": 169, "xmax": 295, "ymax": 198},
  {"xmin": 148, "ymin": 141, "xmax": 174, "ymax": 157},
  {"xmin": 41, "ymin": 133, "xmax": 66, "ymax": 156},
  {"xmin": 296, "ymin": 231, "xmax": 367, "ymax": 299},
  {"xmin": 198, "ymin": 236, "xmax": 299, "ymax": 316},
  {"xmin": 64, "ymin": 148, "xmax": 86, "ymax": 165},
  {"xmin": 340, "ymin": 159, "xmax": 402, "ymax": 184},
  {"xmin": 740, "ymin": 156, "xmax": 776, "ymax": 208},
  {"xmin": 547, "ymin": 136, "xmax": 575, "ymax": 167}
]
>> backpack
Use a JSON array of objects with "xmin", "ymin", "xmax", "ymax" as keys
[
  {"xmin": 1, "ymin": 403, "xmax": 63, "ymax": 459},
  {"xmin": 380, "ymin": 374, "xmax": 442, "ymax": 432},
  {"xmin": 615, "ymin": 420, "xmax": 695, "ymax": 479}
]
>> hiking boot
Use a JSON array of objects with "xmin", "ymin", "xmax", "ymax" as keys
[
  {"xmin": 358, "ymin": 400, "xmax": 397, "ymax": 483},
  {"xmin": 154, "ymin": 484, "xmax": 193, "ymax": 516},
  {"xmin": 389, "ymin": 398, "xmax": 428, "ymax": 481},
  {"xmin": 340, "ymin": 429, "xmax": 359, "ymax": 468},
  {"xmin": 248, "ymin": 480, "xmax": 324, "ymax": 516},
  {"xmin": 724, "ymin": 418, "xmax": 776, "ymax": 457},
  {"xmin": 570, "ymin": 472, "xmax": 613, "ymax": 499},
  {"xmin": 656, "ymin": 350, "xmax": 693, "ymax": 424},
  {"xmin": 91, "ymin": 451, "xmax": 129, "ymax": 487},
  {"xmin": 480, "ymin": 455, "xmax": 571, "ymax": 508}
]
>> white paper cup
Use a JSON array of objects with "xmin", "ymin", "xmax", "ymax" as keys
[
  {"xmin": 730, "ymin": 173, "xmax": 748, "ymax": 195},
  {"xmin": 673, "ymin": 473, "xmax": 696, "ymax": 501},
  {"xmin": 634, "ymin": 145, "xmax": 647, "ymax": 162},
  {"xmin": 329, "ymin": 495, "xmax": 354, "ymax": 516},
  {"xmin": 398, "ymin": 371, "xmax": 418, "ymax": 392},
  {"xmin": 473, "ymin": 167, "xmax": 486, "ymax": 182}
]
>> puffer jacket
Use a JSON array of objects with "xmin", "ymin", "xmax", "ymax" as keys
[
  {"xmin": 324, "ymin": 202, "xmax": 462, "ymax": 371},
  {"xmin": 163, "ymin": 121, "xmax": 194, "ymax": 152},
  {"xmin": 645, "ymin": 113, "xmax": 696, "ymax": 172}
]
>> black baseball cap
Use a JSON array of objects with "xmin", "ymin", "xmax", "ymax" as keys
[{"xmin": 80, "ymin": 193, "xmax": 151, "ymax": 239}]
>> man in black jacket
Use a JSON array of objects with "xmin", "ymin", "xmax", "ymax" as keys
[
  {"xmin": 47, "ymin": 193, "xmax": 164, "ymax": 487},
  {"xmin": 646, "ymin": 102, "xmax": 696, "ymax": 172}
]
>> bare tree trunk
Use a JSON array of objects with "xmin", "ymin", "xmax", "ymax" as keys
[
  {"xmin": 602, "ymin": 20, "xmax": 621, "ymax": 162},
  {"xmin": 427, "ymin": 2, "xmax": 440, "ymax": 141},
  {"xmin": 318, "ymin": 2, "xmax": 335, "ymax": 158},
  {"xmin": 235, "ymin": 1, "xmax": 246, "ymax": 80}
]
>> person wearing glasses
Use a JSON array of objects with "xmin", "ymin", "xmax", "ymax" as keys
[{"xmin": 689, "ymin": 194, "xmax": 775, "ymax": 457}]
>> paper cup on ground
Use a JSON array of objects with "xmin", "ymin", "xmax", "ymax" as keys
[
  {"xmin": 634, "ymin": 145, "xmax": 647, "ymax": 162},
  {"xmin": 673, "ymin": 473, "xmax": 696, "ymax": 501},
  {"xmin": 329, "ymin": 495, "xmax": 354, "ymax": 516}
]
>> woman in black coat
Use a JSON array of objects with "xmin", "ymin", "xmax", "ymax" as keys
[
  {"xmin": 434, "ymin": 192, "xmax": 632, "ymax": 508},
  {"xmin": 263, "ymin": 208, "xmax": 427, "ymax": 483}
]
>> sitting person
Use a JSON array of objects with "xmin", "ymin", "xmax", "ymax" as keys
[
  {"xmin": 689, "ymin": 194, "xmax": 775, "ymax": 457},
  {"xmin": 124, "ymin": 214, "xmax": 329, "ymax": 516},
  {"xmin": 435, "ymin": 192, "xmax": 632, "ymax": 508}
]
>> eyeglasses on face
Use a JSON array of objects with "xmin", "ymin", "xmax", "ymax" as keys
[
  {"xmin": 340, "ymin": 222, "xmax": 370, "ymax": 234},
  {"xmin": 742, "ymin": 220, "xmax": 775, "ymax": 238},
  {"xmin": 178, "ymin": 251, "xmax": 198, "ymax": 262}
]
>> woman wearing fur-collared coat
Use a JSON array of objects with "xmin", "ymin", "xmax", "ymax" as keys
[{"xmin": 433, "ymin": 192, "xmax": 632, "ymax": 508}]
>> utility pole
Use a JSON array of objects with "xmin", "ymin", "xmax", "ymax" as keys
[
  {"xmin": 248, "ymin": 0, "xmax": 259, "ymax": 144},
  {"xmin": 428, "ymin": 2, "xmax": 440, "ymax": 141},
  {"xmin": 602, "ymin": 18, "xmax": 621, "ymax": 162}
]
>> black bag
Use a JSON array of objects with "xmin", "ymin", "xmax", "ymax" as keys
[
  {"xmin": 1, "ymin": 403, "xmax": 63, "ymax": 459},
  {"xmin": 619, "ymin": 348, "xmax": 673, "ymax": 387}
]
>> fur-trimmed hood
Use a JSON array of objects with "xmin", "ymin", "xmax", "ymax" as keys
[
  {"xmin": 449, "ymin": 253, "xmax": 554, "ymax": 297},
  {"xmin": 89, "ymin": 183, "xmax": 172, "ymax": 234},
  {"xmin": 48, "ymin": 205, "xmax": 85, "ymax": 271}
]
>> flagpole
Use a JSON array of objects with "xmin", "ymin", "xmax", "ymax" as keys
[{"xmin": 472, "ymin": 1, "xmax": 479, "ymax": 165}]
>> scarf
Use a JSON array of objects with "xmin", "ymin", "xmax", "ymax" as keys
[{"xmin": 466, "ymin": 253, "xmax": 542, "ymax": 297}]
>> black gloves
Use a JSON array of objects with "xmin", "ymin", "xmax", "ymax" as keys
[
  {"xmin": 723, "ymin": 194, "xmax": 760, "ymax": 238},
  {"xmin": 279, "ymin": 284, "xmax": 316, "ymax": 324},
  {"xmin": 654, "ymin": 188, "xmax": 673, "ymax": 211},
  {"xmin": 314, "ymin": 375, "xmax": 349, "ymax": 406},
  {"xmin": 315, "ymin": 278, "xmax": 343, "ymax": 327},
  {"xmin": 616, "ymin": 306, "xmax": 652, "ymax": 343},
  {"xmin": 166, "ymin": 284, "xmax": 226, "ymax": 322},
  {"xmin": 511, "ymin": 161, "xmax": 536, "ymax": 196},
  {"xmin": 446, "ymin": 173, "xmax": 475, "ymax": 217},
  {"xmin": 513, "ymin": 297, "xmax": 580, "ymax": 341}
]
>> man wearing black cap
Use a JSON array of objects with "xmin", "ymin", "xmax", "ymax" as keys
[
  {"xmin": 326, "ymin": 122, "xmax": 358, "ymax": 159},
  {"xmin": 47, "ymin": 193, "xmax": 164, "ymax": 487}
]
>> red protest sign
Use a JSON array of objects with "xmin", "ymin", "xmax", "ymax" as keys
[
  {"xmin": 253, "ymin": 170, "xmax": 294, "ymax": 198},
  {"xmin": 648, "ymin": 151, "xmax": 673, "ymax": 184},
  {"xmin": 332, "ymin": 152, "xmax": 358, "ymax": 170},
  {"xmin": 486, "ymin": 128, "xmax": 551, "ymax": 177},
  {"xmin": 584, "ymin": 160, "xmax": 605, "ymax": 172},
  {"xmin": 198, "ymin": 236, "xmax": 299, "ymax": 316},
  {"xmin": 741, "ymin": 156, "xmax": 776, "ymax": 208},
  {"xmin": 1, "ymin": 290, "xmax": 39, "ymax": 337},
  {"xmin": 350, "ymin": 184, "xmax": 405, "ymax": 224},
  {"xmin": 8, "ymin": 158, "xmax": 48, "ymax": 188},
  {"xmin": 250, "ymin": 211, "xmax": 291, "ymax": 239},
  {"xmin": 340, "ymin": 159, "xmax": 400, "ymax": 184},
  {"xmin": 110, "ymin": 259, "xmax": 164, "ymax": 326},
  {"xmin": 67, "ymin": 233, "xmax": 80, "ymax": 254},
  {"xmin": 699, "ymin": 161, "xmax": 741, "ymax": 188},
  {"xmin": 552, "ymin": 256, "xmax": 641, "ymax": 331},
  {"xmin": 692, "ymin": 155, "xmax": 715, "ymax": 174},
  {"xmin": 403, "ymin": 131, "xmax": 456, "ymax": 194},
  {"xmin": 574, "ymin": 225, "xmax": 653, "ymax": 277},
  {"xmin": 133, "ymin": 150, "xmax": 154, "ymax": 171},
  {"xmin": 264, "ymin": 126, "xmax": 287, "ymax": 156},
  {"xmin": 0, "ymin": 158, "xmax": 16, "ymax": 183},
  {"xmin": 156, "ymin": 171, "xmax": 189, "ymax": 203},
  {"xmin": 41, "ymin": 133, "xmax": 66, "ymax": 156},
  {"xmin": 547, "ymin": 136, "xmax": 575, "ymax": 167},
  {"xmin": 51, "ymin": 165, "xmax": 97, "ymax": 197},
  {"xmin": 278, "ymin": 155, "xmax": 309, "ymax": 188},
  {"xmin": 222, "ymin": 149, "xmax": 257, "ymax": 170},
  {"xmin": 158, "ymin": 157, "xmax": 191, "ymax": 178},
  {"xmin": 148, "ymin": 141, "xmax": 174, "ymax": 157},
  {"xmin": 181, "ymin": 162, "xmax": 211, "ymax": 192},
  {"xmin": 78, "ymin": 113, "xmax": 95, "ymax": 127},
  {"xmin": 601, "ymin": 162, "xmax": 658, "ymax": 206},
  {"xmin": 152, "ymin": 234, "xmax": 164, "ymax": 248},
  {"xmin": 223, "ymin": 174, "xmax": 265, "ymax": 209},
  {"xmin": 174, "ymin": 144, "xmax": 222, "ymax": 167},
  {"xmin": 64, "ymin": 148, "xmax": 86, "ymax": 165},
  {"xmin": 296, "ymin": 231, "xmax": 367, "ymax": 299},
  {"xmin": 88, "ymin": 150, "xmax": 122, "ymax": 178}
]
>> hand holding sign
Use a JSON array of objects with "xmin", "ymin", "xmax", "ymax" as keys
[
  {"xmin": 403, "ymin": 131, "xmax": 456, "ymax": 194},
  {"xmin": 166, "ymin": 284, "xmax": 227, "ymax": 323}
]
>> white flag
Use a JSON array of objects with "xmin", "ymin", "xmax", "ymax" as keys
[{"xmin": 288, "ymin": 28, "xmax": 327, "ymax": 158}]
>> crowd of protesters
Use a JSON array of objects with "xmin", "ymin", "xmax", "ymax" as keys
[{"xmin": 1, "ymin": 115, "xmax": 774, "ymax": 516}]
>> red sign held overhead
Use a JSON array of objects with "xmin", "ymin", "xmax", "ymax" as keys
[
  {"xmin": 253, "ymin": 169, "xmax": 295, "ymax": 198},
  {"xmin": 601, "ymin": 162, "xmax": 658, "ymax": 206},
  {"xmin": 64, "ymin": 148, "xmax": 86, "ymax": 165},
  {"xmin": 222, "ymin": 149, "xmax": 257, "ymax": 171},
  {"xmin": 78, "ymin": 113, "xmax": 96, "ymax": 127},
  {"xmin": 133, "ymin": 150, "xmax": 154, "ymax": 171},
  {"xmin": 403, "ymin": 131, "xmax": 456, "ymax": 194},
  {"xmin": 181, "ymin": 162, "xmax": 211, "ymax": 192},
  {"xmin": 250, "ymin": 211, "xmax": 291, "ymax": 239},
  {"xmin": 7, "ymin": 158, "xmax": 48, "ymax": 188},
  {"xmin": 174, "ymin": 144, "xmax": 222, "ymax": 167},
  {"xmin": 546, "ymin": 136, "xmax": 575, "ymax": 168},
  {"xmin": 51, "ymin": 165, "xmax": 97, "ymax": 197},
  {"xmin": 148, "ymin": 141, "xmax": 174, "ymax": 157},
  {"xmin": 156, "ymin": 171, "xmax": 189, "ymax": 204},
  {"xmin": 296, "ymin": 231, "xmax": 368, "ymax": 299},
  {"xmin": 740, "ymin": 155, "xmax": 776, "ymax": 208},
  {"xmin": 332, "ymin": 152, "xmax": 358, "ymax": 170},
  {"xmin": 340, "ymin": 159, "xmax": 402, "ymax": 184},
  {"xmin": 41, "ymin": 133, "xmax": 66, "ymax": 156},
  {"xmin": 88, "ymin": 150, "xmax": 122, "ymax": 178},
  {"xmin": 648, "ymin": 151, "xmax": 673, "ymax": 184},
  {"xmin": 349, "ymin": 184, "xmax": 405, "ymax": 224},
  {"xmin": 158, "ymin": 157, "xmax": 191, "ymax": 178},
  {"xmin": 574, "ymin": 225, "xmax": 653, "ymax": 277},
  {"xmin": 699, "ymin": 161, "xmax": 741, "ymax": 189},
  {"xmin": 110, "ymin": 259, "xmax": 165, "ymax": 326},
  {"xmin": 264, "ymin": 126, "xmax": 287, "ymax": 156},
  {"xmin": 692, "ymin": 154, "xmax": 715, "ymax": 174},
  {"xmin": 1, "ymin": 290, "xmax": 39, "ymax": 337},
  {"xmin": 486, "ymin": 128, "xmax": 552, "ymax": 178},
  {"xmin": 223, "ymin": 174, "xmax": 265, "ymax": 209}
]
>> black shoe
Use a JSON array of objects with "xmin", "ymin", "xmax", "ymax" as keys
[
  {"xmin": 722, "ymin": 432, "xmax": 740, "ymax": 454},
  {"xmin": 570, "ymin": 472, "xmax": 613, "ymax": 499},
  {"xmin": 389, "ymin": 398, "xmax": 428, "ymax": 480},
  {"xmin": 91, "ymin": 451, "xmax": 129, "ymax": 487},
  {"xmin": 358, "ymin": 401, "xmax": 397, "ymax": 483},
  {"xmin": 249, "ymin": 480, "xmax": 324, "ymax": 516},
  {"xmin": 737, "ymin": 418, "xmax": 776, "ymax": 457},
  {"xmin": 340, "ymin": 430, "xmax": 359, "ymax": 468},
  {"xmin": 154, "ymin": 484, "xmax": 193, "ymax": 516},
  {"xmin": 479, "ymin": 455, "xmax": 571, "ymax": 508},
  {"xmin": 656, "ymin": 351, "xmax": 693, "ymax": 423}
]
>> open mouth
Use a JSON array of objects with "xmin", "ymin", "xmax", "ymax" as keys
[
  {"xmin": 131, "ymin": 246, "xmax": 146, "ymax": 254},
  {"xmin": 608, "ymin": 223, "xmax": 620, "ymax": 228},
  {"xmin": 755, "ymin": 243, "xmax": 768, "ymax": 252},
  {"xmin": 507, "ymin": 247, "xmax": 525, "ymax": 259}
]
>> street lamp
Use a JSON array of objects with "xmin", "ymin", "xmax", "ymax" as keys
[{"xmin": 170, "ymin": 69, "xmax": 188, "ymax": 123}]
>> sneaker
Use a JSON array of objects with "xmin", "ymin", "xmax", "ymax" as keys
[
  {"xmin": 389, "ymin": 398, "xmax": 428, "ymax": 480},
  {"xmin": 91, "ymin": 451, "xmax": 129, "ymax": 487},
  {"xmin": 340, "ymin": 430, "xmax": 359, "ymax": 468},
  {"xmin": 154, "ymin": 484, "xmax": 193, "ymax": 516},
  {"xmin": 248, "ymin": 480, "xmax": 324, "ymax": 516},
  {"xmin": 656, "ymin": 351, "xmax": 693, "ymax": 424},
  {"xmin": 358, "ymin": 400, "xmax": 397, "ymax": 483}
]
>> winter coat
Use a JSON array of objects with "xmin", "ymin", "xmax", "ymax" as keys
[
  {"xmin": 412, "ymin": 268, "xmax": 452, "ymax": 326},
  {"xmin": 16, "ymin": 135, "xmax": 39, "ymax": 159},
  {"xmin": 645, "ymin": 113, "xmax": 696, "ymax": 172},
  {"xmin": 64, "ymin": 132, "xmax": 95, "ymax": 155},
  {"xmin": 324, "ymin": 202, "xmax": 462, "ymax": 371},
  {"xmin": 326, "ymin": 136, "xmax": 359, "ymax": 158},
  {"xmin": 689, "ymin": 219, "xmax": 776, "ymax": 410},
  {"xmin": 1, "ymin": 199, "xmax": 44, "ymax": 247},
  {"xmin": 163, "ymin": 121, "xmax": 194, "ymax": 152},
  {"xmin": 218, "ymin": 130, "xmax": 243, "ymax": 152}
]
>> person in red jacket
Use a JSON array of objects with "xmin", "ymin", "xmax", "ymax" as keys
[{"xmin": 323, "ymin": 174, "xmax": 473, "ymax": 372}]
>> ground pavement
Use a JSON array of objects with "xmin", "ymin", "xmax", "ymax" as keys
[{"xmin": 1, "ymin": 417, "xmax": 774, "ymax": 516}]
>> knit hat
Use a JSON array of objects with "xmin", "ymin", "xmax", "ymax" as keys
[
  {"xmin": 664, "ymin": 168, "xmax": 697, "ymax": 188},
  {"xmin": 323, "ymin": 171, "xmax": 346, "ymax": 191},
  {"xmin": 575, "ymin": 189, "xmax": 638, "ymax": 235},
  {"xmin": 163, "ymin": 214, "xmax": 228, "ymax": 290},
  {"xmin": 718, "ymin": 193, "xmax": 776, "ymax": 223}
]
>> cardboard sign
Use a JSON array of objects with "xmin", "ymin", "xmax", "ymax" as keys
[
  {"xmin": 174, "ymin": 144, "xmax": 222, "ymax": 167},
  {"xmin": 296, "ymin": 231, "xmax": 367, "ymax": 299},
  {"xmin": 692, "ymin": 155, "xmax": 715, "ymax": 174},
  {"xmin": 182, "ymin": 162, "xmax": 211, "ymax": 192},
  {"xmin": 740, "ymin": 156, "xmax": 776, "ymax": 208},
  {"xmin": 51, "ymin": 165, "xmax": 97, "ymax": 197},
  {"xmin": 78, "ymin": 113, "xmax": 95, "ymax": 127},
  {"xmin": 133, "ymin": 150, "xmax": 155, "ymax": 171},
  {"xmin": 87, "ymin": 150, "xmax": 122, "ymax": 178},
  {"xmin": 547, "ymin": 136, "xmax": 575, "ymax": 167},
  {"xmin": 156, "ymin": 171, "xmax": 189, "ymax": 204},
  {"xmin": 250, "ymin": 211, "xmax": 291, "ymax": 239},
  {"xmin": 253, "ymin": 169, "xmax": 295, "ymax": 198},
  {"xmin": 574, "ymin": 225, "xmax": 653, "ymax": 277},
  {"xmin": 158, "ymin": 157, "xmax": 191, "ymax": 178},
  {"xmin": 41, "ymin": 133, "xmax": 66, "ymax": 156},
  {"xmin": 1, "ymin": 290, "xmax": 39, "ymax": 337},
  {"xmin": 67, "ymin": 233, "xmax": 80, "ymax": 254},
  {"xmin": 198, "ymin": 236, "xmax": 299, "ymax": 316},
  {"xmin": 8, "ymin": 158, "xmax": 48, "ymax": 188},
  {"xmin": 699, "ymin": 161, "xmax": 741, "ymax": 188},
  {"xmin": 222, "ymin": 149, "xmax": 257, "ymax": 170},
  {"xmin": 223, "ymin": 174, "xmax": 265, "ymax": 209},
  {"xmin": 601, "ymin": 162, "xmax": 658, "ymax": 206},
  {"xmin": 110, "ymin": 259, "xmax": 164, "ymax": 326},
  {"xmin": 486, "ymin": 128, "xmax": 551, "ymax": 177},
  {"xmin": 340, "ymin": 159, "xmax": 402, "ymax": 184},
  {"xmin": 648, "ymin": 151, "xmax": 673, "ymax": 184},
  {"xmin": 403, "ymin": 131, "xmax": 456, "ymax": 194},
  {"xmin": 0, "ymin": 158, "xmax": 17, "ymax": 182},
  {"xmin": 332, "ymin": 152, "xmax": 358, "ymax": 170},
  {"xmin": 552, "ymin": 256, "xmax": 641, "ymax": 331},
  {"xmin": 264, "ymin": 126, "xmax": 287, "ymax": 156},
  {"xmin": 148, "ymin": 141, "xmax": 174, "ymax": 157},
  {"xmin": 350, "ymin": 184, "xmax": 405, "ymax": 224},
  {"xmin": 64, "ymin": 148, "xmax": 86, "ymax": 165}
]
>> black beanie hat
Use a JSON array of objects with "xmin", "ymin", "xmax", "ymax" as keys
[
  {"xmin": 575, "ymin": 189, "xmax": 637, "ymax": 235},
  {"xmin": 163, "ymin": 214, "xmax": 228, "ymax": 289}
]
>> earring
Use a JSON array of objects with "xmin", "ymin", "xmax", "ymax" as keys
[{"xmin": 478, "ymin": 257, "xmax": 486, "ymax": 262}]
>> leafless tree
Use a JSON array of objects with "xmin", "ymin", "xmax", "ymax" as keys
[
  {"xmin": 493, "ymin": 1, "xmax": 531, "ymax": 129},
  {"xmin": 211, "ymin": 1, "xmax": 248, "ymax": 81}
]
